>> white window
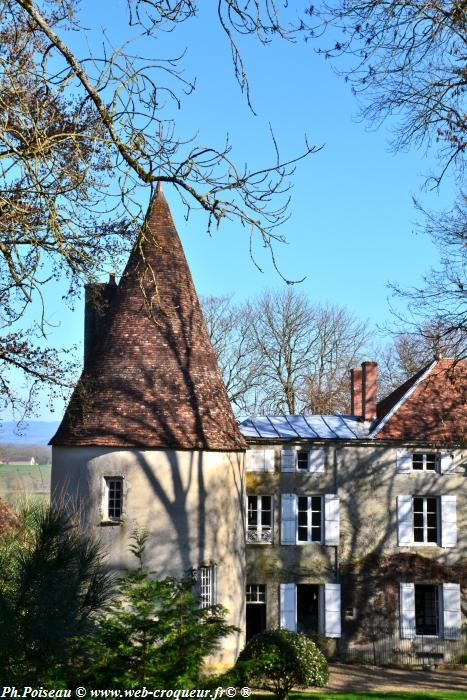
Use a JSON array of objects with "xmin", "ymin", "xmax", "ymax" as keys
[
  {"xmin": 297, "ymin": 496, "xmax": 322, "ymax": 542},
  {"xmin": 396, "ymin": 450, "xmax": 454, "ymax": 474},
  {"xmin": 199, "ymin": 565, "xmax": 216, "ymax": 608},
  {"xmin": 245, "ymin": 448, "xmax": 275, "ymax": 472},
  {"xmin": 247, "ymin": 495, "xmax": 273, "ymax": 544},
  {"xmin": 400, "ymin": 582, "xmax": 461, "ymax": 639},
  {"xmin": 280, "ymin": 582, "xmax": 341, "ymax": 638},
  {"xmin": 397, "ymin": 495, "xmax": 456, "ymax": 547},
  {"xmin": 281, "ymin": 493, "xmax": 339, "ymax": 546},
  {"xmin": 413, "ymin": 496, "xmax": 439, "ymax": 543},
  {"xmin": 246, "ymin": 584, "xmax": 266, "ymax": 603},
  {"xmin": 104, "ymin": 476, "xmax": 123, "ymax": 520},
  {"xmin": 281, "ymin": 446, "xmax": 326, "ymax": 473},
  {"xmin": 412, "ymin": 453, "xmax": 437, "ymax": 471}
]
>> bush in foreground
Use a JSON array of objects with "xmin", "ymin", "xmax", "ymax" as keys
[{"xmin": 236, "ymin": 628, "xmax": 329, "ymax": 699}]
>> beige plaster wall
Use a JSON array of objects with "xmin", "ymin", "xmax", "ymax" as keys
[
  {"xmin": 245, "ymin": 444, "xmax": 466, "ymax": 628},
  {"xmin": 52, "ymin": 447, "xmax": 246, "ymax": 666}
]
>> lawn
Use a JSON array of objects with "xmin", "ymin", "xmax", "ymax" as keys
[
  {"xmin": 0, "ymin": 463, "xmax": 51, "ymax": 504},
  {"xmin": 250, "ymin": 693, "xmax": 467, "ymax": 700},
  {"xmin": 281, "ymin": 693, "xmax": 467, "ymax": 700}
]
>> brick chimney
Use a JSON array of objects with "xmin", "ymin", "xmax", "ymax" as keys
[
  {"xmin": 350, "ymin": 367, "xmax": 363, "ymax": 417},
  {"xmin": 362, "ymin": 361, "xmax": 378, "ymax": 421},
  {"xmin": 83, "ymin": 273, "xmax": 117, "ymax": 369}
]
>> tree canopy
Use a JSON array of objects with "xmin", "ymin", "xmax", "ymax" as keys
[{"xmin": 1, "ymin": 0, "xmax": 316, "ymax": 417}]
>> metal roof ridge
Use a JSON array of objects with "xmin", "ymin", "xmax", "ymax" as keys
[{"xmin": 369, "ymin": 360, "xmax": 438, "ymax": 439}]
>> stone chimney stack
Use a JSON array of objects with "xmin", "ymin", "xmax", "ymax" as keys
[
  {"xmin": 83, "ymin": 273, "xmax": 117, "ymax": 369},
  {"xmin": 362, "ymin": 361, "xmax": 378, "ymax": 421},
  {"xmin": 350, "ymin": 367, "xmax": 363, "ymax": 417}
]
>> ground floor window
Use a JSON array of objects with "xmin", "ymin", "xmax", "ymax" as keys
[
  {"xmin": 246, "ymin": 584, "xmax": 266, "ymax": 640},
  {"xmin": 415, "ymin": 584, "xmax": 439, "ymax": 635},
  {"xmin": 199, "ymin": 565, "xmax": 216, "ymax": 608},
  {"xmin": 296, "ymin": 584, "xmax": 320, "ymax": 635}
]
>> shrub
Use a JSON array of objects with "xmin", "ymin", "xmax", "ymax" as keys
[{"xmin": 236, "ymin": 628, "xmax": 329, "ymax": 700}]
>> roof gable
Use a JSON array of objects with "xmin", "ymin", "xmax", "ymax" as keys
[
  {"xmin": 51, "ymin": 189, "xmax": 245, "ymax": 451},
  {"xmin": 372, "ymin": 359, "xmax": 467, "ymax": 443}
]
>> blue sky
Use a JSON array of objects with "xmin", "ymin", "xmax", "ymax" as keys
[{"xmin": 4, "ymin": 2, "xmax": 454, "ymax": 423}]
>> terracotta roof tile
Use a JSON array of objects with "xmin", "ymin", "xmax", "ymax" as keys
[
  {"xmin": 51, "ymin": 190, "xmax": 246, "ymax": 451},
  {"xmin": 374, "ymin": 359, "xmax": 467, "ymax": 443}
]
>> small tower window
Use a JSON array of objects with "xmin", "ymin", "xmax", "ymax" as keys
[{"xmin": 104, "ymin": 477, "xmax": 123, "ymax": 520}]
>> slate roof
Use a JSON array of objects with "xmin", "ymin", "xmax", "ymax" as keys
[
  {"xmin": 51, "ymin": 187, "xmax": 246, "ymax": 451},
  {"xmin": 240, "ymin": 415, "xmax": 371, "ymax": 440},
  {"xmin": 240, "ymin": 360, "xmax": 466, "ymax": 445}
]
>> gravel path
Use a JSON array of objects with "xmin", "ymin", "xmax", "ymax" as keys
[{"xmin": 322, "ymin": 663, "xmax": 467, "ymax": 693}]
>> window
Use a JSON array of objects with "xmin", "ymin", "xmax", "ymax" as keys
[
  {"xmin": 415, "ymin": 585, "xmax": 439, "ymax": 635},
  {"xmin": 413, "ymin": 496, "xmax": 438, "ymax": 543},
  {"xmin": 199, "ymin": 565, "xmax": 216, "ymax": 608},
  {"xmin": 246, "ymin": 584, "xmax": 266, "ymax": 640},
  {"xmin": 281, "ymin": 447, "xmax": 326, "ymax": 473},
  {"xmin": 104, "ymin": 476, "xmax": 123, "ymax": 520},
  {"xmin": 280, "ymin": 582, "xmax": 341, "ymax": 638},
  {"xmin": 297, "ymin": 496, "xmax": 322, "ymax": 543},
  {"xmin": 297, "ymin": 449, "xmax": 309, "ymax": 471},
  {"xmin": 247, "ymin": 495, "xmax": 273, "ymax": 543},
  {"xmin": 412, "ymin": 453, "xmax": 437, "ymax": 471}
]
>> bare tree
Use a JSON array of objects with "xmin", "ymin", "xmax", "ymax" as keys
[
  {"xmin": 305, "ymin": 1, "xmax": 466, "ymax": 187},
  {"xmin": 1, "ymin": 1, "xmax": 318, "ymax": 417},
  {"xmin": 201, "ymin": 295, "xmax": 262, "ymax": 414},
  {"xmin": 207, "ymin": 289, "xmax": 370, "ymax": 415},
  {"xmin": 305, "ymin": 1, "xmax": 466, "ymax": 358}
]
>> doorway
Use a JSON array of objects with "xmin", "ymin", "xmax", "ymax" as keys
[{"xmin": 297, "ymin": 584, "xmax": 320, "ymax": 635}]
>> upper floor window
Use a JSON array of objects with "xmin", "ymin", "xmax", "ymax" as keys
[
  {"xmin": 281, "ymin": 493, "xmax": 339, "ymax": 546},
  {"xmin": 413, "ymin": 496, "xmax": 438, "ymax": 543},
  {"xmin": 297, "ymin": 496, "xmax": 322, "ymax": 543},
  {"xmin": 396, "ymin": 450, "xmax": 455, "ymax": 474},
  {"xmin": 104, "ymin": 476, "xmax": 123, "ymax": 520},
  {"xmin": 397, "ymin": 494, "xmax": 457, "ymax": 547},
  {"xmin": 412, "ymin": 453, "xmax": 437, "ymax": 471},
  {"xmin": 281, "ymin": 446, "xmax": 326, "ymax": 474},
  {"xmin": 247, "ymin": 495, "xmax": 273, "ymax": 544}
]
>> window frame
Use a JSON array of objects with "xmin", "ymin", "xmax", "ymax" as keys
[
  {"xmin": 412, "ymin": 495, "xmax": 439, "ymax": 545},
  {"xmin": 198, "ymin": 564, "xmax": 217, "ymax": 608},
  {"xmin": 103, "ymin": 476, "xmax": 124, "ymax": 522},
  {"xmin": 246, "ymin": 583, "xmax": 266, "ymax": 604},
  {"xmin": 247, "ymin": 495, "xmax": 273, "ymax": 544},
  {"xmin": 412, "ymin": 452, "xmax": 438, "ymax": 472},
  {"xmin": 296, "ymin": 495, "xmax": 323, "ymax": 544}
]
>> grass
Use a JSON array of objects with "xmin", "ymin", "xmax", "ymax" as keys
[
  {"xmin": 0, "ymin": 463, "xmax": 51, "ymax": 505},
  {"xmin": 252, "ymin": 693, "xmax": 467, "ymax": 700}
]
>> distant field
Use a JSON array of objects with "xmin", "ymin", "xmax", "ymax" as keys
[{"xmin": 0, "ymin": 463, "xmax": 51, "ymax": 504}]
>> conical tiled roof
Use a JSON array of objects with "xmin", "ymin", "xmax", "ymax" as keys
[{"xmin": 51, "ymin": 189, "xmax": 246, "ymax": 451}]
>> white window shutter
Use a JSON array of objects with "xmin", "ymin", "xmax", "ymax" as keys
[
  {"xmin": 396, "ymin": 450, "xmax": 412, "ymax": 473},
  {"xmin": 309, "ymin": 448, "xmax": 326, "ymax": 473},
  {"xmin": 440, "ymin": 452, "xmax": 455, "ymax": 474},
  {"xmin": 441, "ymin": 495, "xmax": 457, "ymax": 547},
  {"xmin": 280, "ymin": 583, "xmax": 296, "ymax": 631},
  {"xmin": 264, "ymin": 448, "xmax": 275, "ymax": 472},
  {"xmin": 245, "ymin": 449, "xmax": 265, "ymax": 472},
  {"xmin": 397, "ymin": 495, "xmax": 413, "ymax": 546},
  {"xmin": 324, "ymin": 583, "xmax": 341, "ymax": 638},
  {"xmin": 442, "ymin": 583, "xmax": 461, "ymax": 639},
  {"xmin": 281, "ymin": 493, "xmax": 296, "ymax": 545},
  {"xmin": 324, "ymin": 494, "xmax": 340, "ymax": 546},
  {"xmin": 399, "ymin": 583, "xmax": 416, "ymax": 638},
  {"xmin": 281, "ymin": 446, "xmax": 295, "ymax": 472}
]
